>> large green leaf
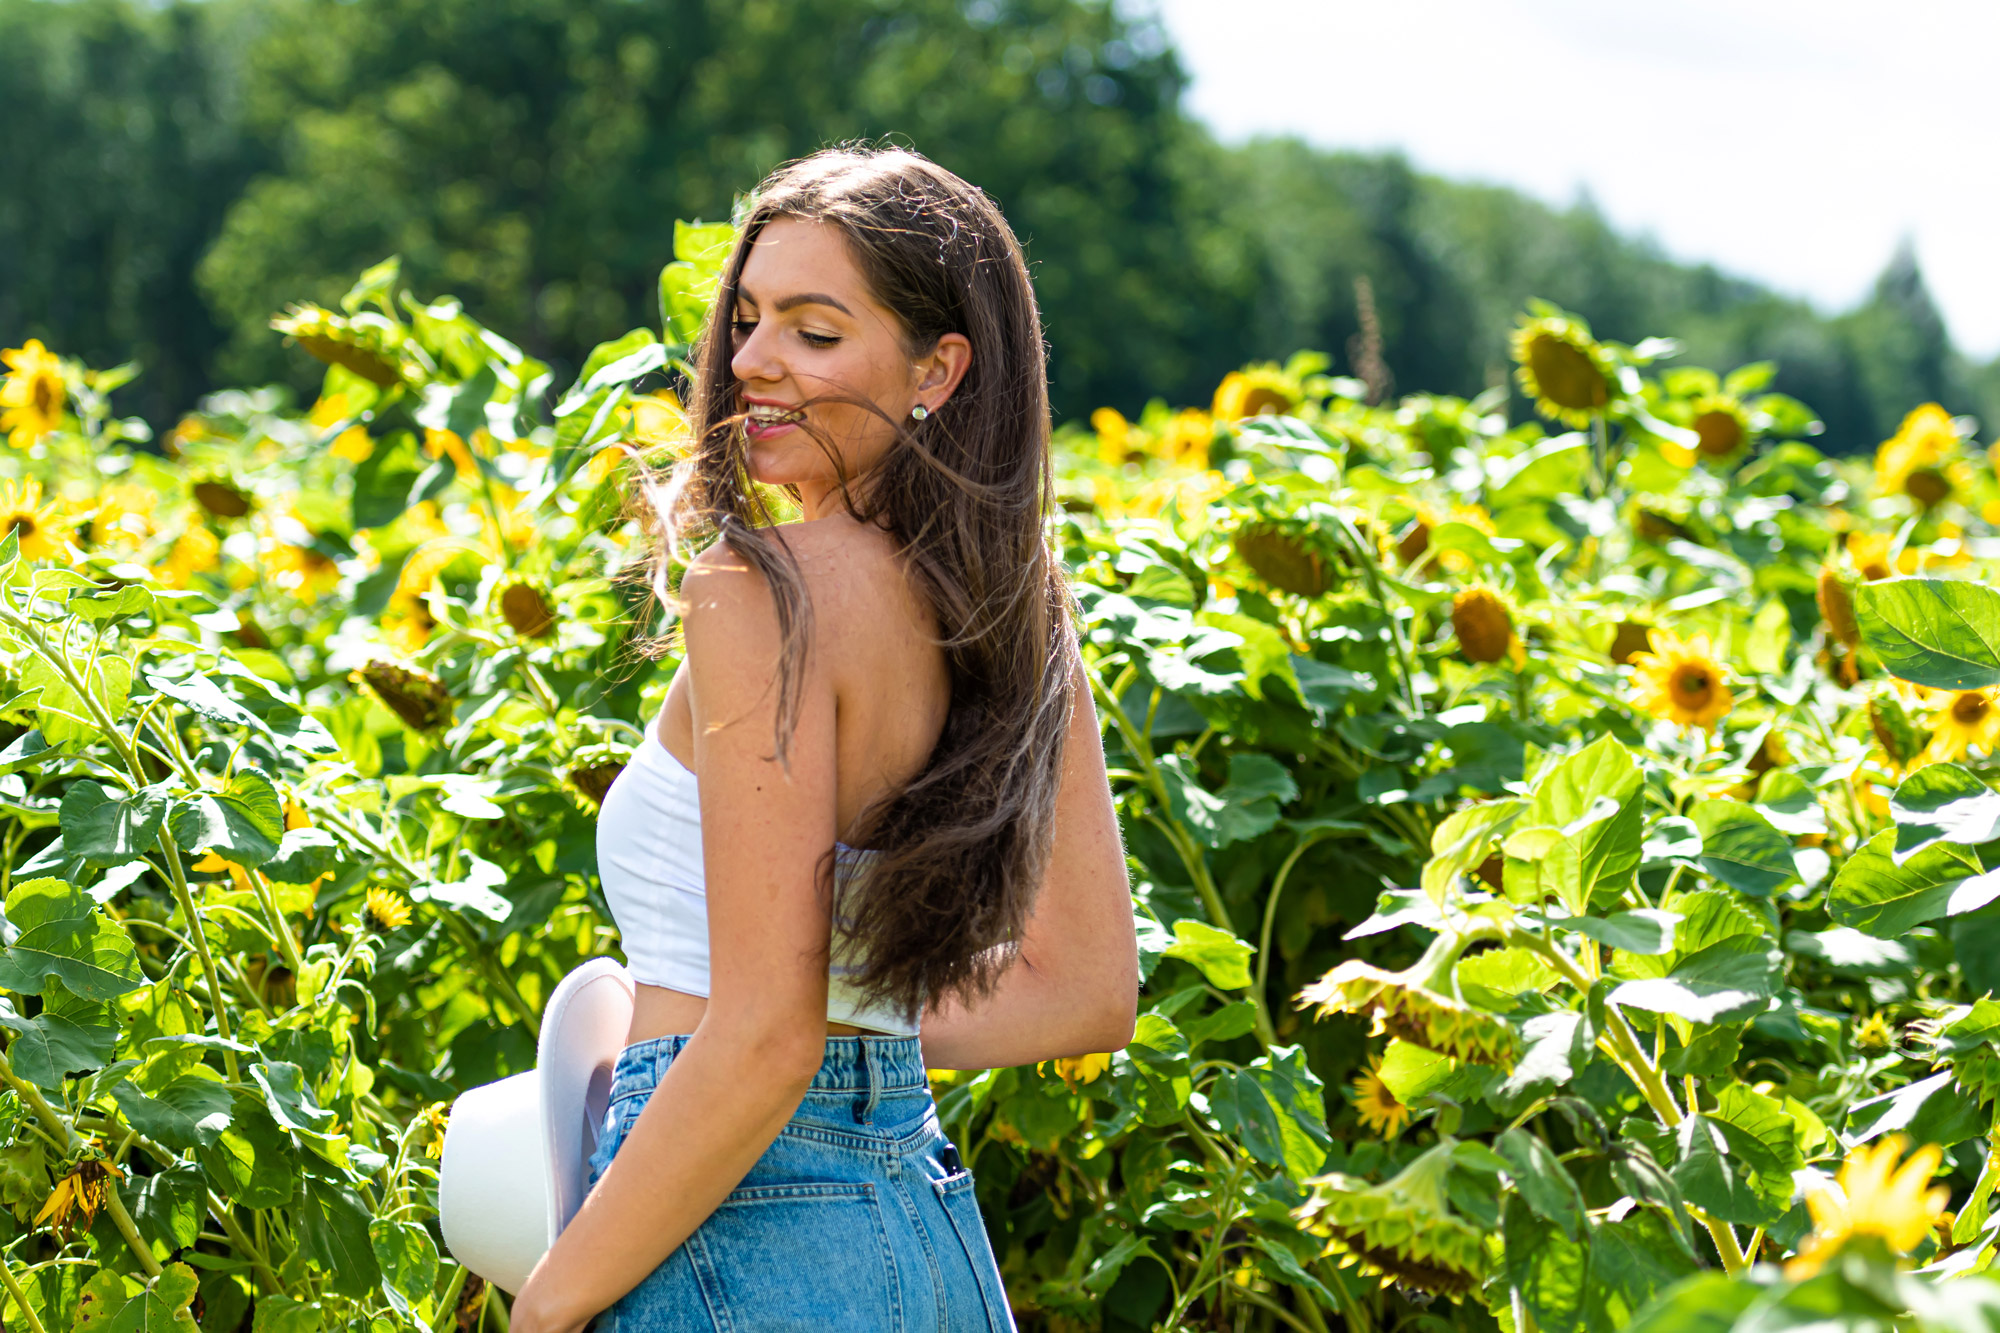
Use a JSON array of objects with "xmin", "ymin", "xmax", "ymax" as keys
[
  {"xmin": 0, "ymin": 878, "xmax": 144, "ymax": 1000},
  {"xmin": 73, "ymin": 1262, "xmax": 199, "ymax": 1333},
  {"xmin": 1607, "ymin": 935, "xmax": 1780, "ymax": 1024},
  {"xmin": 1497, "ymin": 1128, "xmax": 1586, "ymax": 1241},
  {"xmin": 1890, "ymin": 762, "xmax": 2000, "ymax": 859},
  {"xmin": 1518, "ymin": 735, "xmax": 1645, "ymax": 913},
  {"xmin": 59, "ymin": 781, "xmax": 169, "ymax": 868},
  {"xmin": 1671, "ymin": 1083, "xmax": 1803, "ymax": 1226},
  {"xmin": 370, "ymin": 1218, "xmax": 440, "ymax": 1319},
  {"xmin": 113, "ymin": 1076, "xmax": 234, "ymax": 1151},
  {"xmin": 295, "ymin": 1175, "xmax": 382, "ymax": 1299},
  {"xmin": 1691, "ymin": 800, "xmax": 1793, "ymax": 897},
  {"xmin": 1491, "ymin": 1013, "xmax": 1590, "ymax": 1115},
  {"xmin": 1209, "ymin": 1046, "xmax": 1329, "ymax": 1182},
  {"xmin": 167, "ymin": 772, "xmax": 285, "ymax": 868},
  {"xmin": 1158, "ymin": 919, "xmax": 1253, "ymax": 989},
  {"xmin": 1857, "ymin": 576, "xmax": 2000, "ymax": 689},
  {"xmin": 1827, "ymin": 829, "xmax": 1996, "ymax": 937},
  {"xmin": 0, "ymin": 997, "xmax": 118, "ymax": 1089},
  {"xmin": 1845, "ymin": 1071, "xmax": 1986, "ymax": 1149}
]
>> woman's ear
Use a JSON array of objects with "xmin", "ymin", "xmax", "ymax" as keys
[{"xmin": 913, "ymin": 333, "xmax": 973, "ymax": 413}]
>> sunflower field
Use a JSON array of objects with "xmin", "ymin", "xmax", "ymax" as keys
[{"xmin": 11, "ymin": 228, "xmax": 2000, "ymax": 1333}]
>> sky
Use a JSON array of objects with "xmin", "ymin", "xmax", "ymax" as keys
[{"xmin": 1150, "ymin": 0, "xmax": 2000, "ymax": 356}]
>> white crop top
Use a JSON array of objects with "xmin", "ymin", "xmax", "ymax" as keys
[{"xmin": 595, "ymin": 723, "xmax": 921, "ymax": 1037}]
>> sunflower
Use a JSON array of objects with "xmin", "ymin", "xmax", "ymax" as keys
[
  {"xmin": 1817, "ymin": 566, "xmax": 1860, "ymax": 647},
  {"xmin": 1296, "ymin": 1140, "xmax": 1488, "ymax": 1297},
  {"xmin": 1155, "ymin": 409, "xmax": 1214, "ymax": 470},
  {"xmin": 267, "ymin": 539, "xmax": 342, "ymax": 603},
  {"xmin": 1786, "ymin": 1135, "xmax": 1949, "ymax": 1278},
  {"xmin": 1608, "ymin": 619, "xmax": 1655, "ymax": 666},
  {"xmin": 1092, "ymin": 407, "xmax": 1134, "ymax": 465},
  {"xmin": 1846, "ymin": 532, "xmax": 1916, "ymax": 582},
  {"xmin": 1922, "ymin": 688, "xmax": 2000, "ymax": 763},
  {"xmin": 89, "ymin": 483, "xmax": 155, "ymax": 546},
  {"xmin": 1212, "ymin": 364, "xmax": 1302, "ymax": 424},
  {"xmin": 156, "ymin": 526, "xmax": 221, "ymax": 588},
  {"xmin": 270, "ymin": 305, "xmax": 407, "ymax": 386},
  {"xmin": 1299, "ymin": 934, "xmax": 1520, "ymax": 1069},
  {"xmin": 425, "ymin": 428, "xmax": 477, "ymax": 477},
  {"xmin": 1690, "ymin": 394, "xmax": 1750, "ymax": 458},
  {"xmin": 1232, "ymin": 521, "xmax": 1334, "ymax": 598},
  {"xmin": 1350, "ymin": 1057, "xmax": 1412, "ymax": 1138},
  {"xmin": 498, "ymin": 581, "xmax": 557, "ymax": 638},
  {"xmin": 33, "ymin": 1151, "xmax": 124, "ymax": 1242},
  {"xmin": 1450, "ymin": 588, "xmax": 1514, "ymax": 664},
  {"xmin": 0, "ymin": 480, "xmax": 68, "ymax": 561},
  {"xmin": 363, "ymin": 887, "xmax": 413, "ymax": 933},
  {"xmin": 1854, "ymin": 1013, "xmax": 1894, "ymax": 1054},
  {"xmin": 356, "ymin": 660, "xmax": 453, "ymax": 732},
  {"xmin": 1875, "ymin": 403, "xmax": 1960, "ymax": 507},
  {"xmin": 0, "ymin": 341, "xmax": 66, "ymax": 449},
  {"xmin": 1509, "ymin": 312, "xmax": 1616, "ymax": 427},
  {"xmin": 382, "ymin": 591, "xmax": 437, "ymax": 655},
  {"xmin": 1628, "ymin": 628, "xmax": 1734, "ymax": 731},
  {"xmin": 1038, "ymin": 1052, "xmax": 1113, "ymax": 1092},
  {"xmin": 311, "ymin": 391, "xmax": 374, "ymax": 463},
  {"xmin": 415, "ymin": 1102, "xmax": 452, "ymax": 1160}
]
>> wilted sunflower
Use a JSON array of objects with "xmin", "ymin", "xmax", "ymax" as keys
[
  {"xmin": 33, "ymin": 1150, "xmax": 123, "ymax": 1242},
  {"xmin": 0, "ymin": 480, "xmax": 68, "ymax": 561},
  {"xmin": 566, "ymin": 744, "xmax": 629, "ymax": 807},
  {"xmin": 192, "ymin": 479, "xmax": 253, "ymax": 519},
  {"xmin": 0, "ymin": 341, "xmax": 66, "ymax": 449},
  {"xmin": 1295, "ymin": 1140, "xmax": 1488, "ymax": 1297},
  {"xmin": 1817, "ymin": 566, "xmax": 1860, "ymax": 648},
  {"xmin": 1232, "ymin": 521, "xmax": 1334, "ymax": 598},
  {"xmin": 1690, "ymin": 394, "xmax": 1750, "ymax": 458},
  {"xmin": 363, "ymin": 887, "xmax": 413, "ymax": 933},
  {"xmin": 271, "ymin": 305, "xmax": 408, "ymax": 386},
  {"xmin": 1451, "ymin": 588, "xmax": 1514, "ymax": 664},
  {"xmin": 1509, "ymin": 312, "xmax": 1616, "ymax": 427},
  {"xmin": 1299, "ymin": 933, "xmax": 1520, "ymax": 1068},
  {"xmin": 1923, "ymin": 688, "xmax": 2000, "ymax": 763},
  {"xmin": 499, "ymin": 581, "xmax": 558, "ymax": 638},
  {"xmin": 1875, "ymin": 403, "xmax": 1960, "ymax": 507},
  {"xmin": 1212, "ymin": 365, "xmax": 1301, "ymax": 424},
  {"xmin": 356, "ymin": 660, "xmax": 453, "ymax": 731},
  {"xmin": 1786, "ymin": 1135, "xmax": 1949, "ymax": 1278},
  {"xmin": 1350, "ymin": 1057, "xmax": 1412, "ymax": 1138},
  {"xmin": 1628, "ymin": 628, "xmax": 1734, "ymax": 731}
]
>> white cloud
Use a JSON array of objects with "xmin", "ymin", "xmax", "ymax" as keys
[{"xmin": 1151, "ymin": 0, "xmax": 2000, "ymax": 355}]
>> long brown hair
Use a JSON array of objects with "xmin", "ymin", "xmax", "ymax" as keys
[{"xmin": 635, "ymin": 146, "xmax": 1075, "ymax": 1021}]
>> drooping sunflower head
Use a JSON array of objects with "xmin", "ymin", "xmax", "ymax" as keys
[
  {"xmin": 498, "ymin": 581, "xmax": 558, "ymax": 638},
  {"xmin": 1299, "ymin": 952, "xmax": 1520, "ymax": 1069},
  {"xmin": 1786, "ymin": 1134, "xmax": 1948, "ymax": 1278},
  {"xmin": 363, "ymin": 886, "xmax": 414, "ymax": 934},
  {"xmin": 1450, "ymin": 588, "xmax": 1514, "ymax": 664},
  {"xmin": 1295, "ymin": 1142, "xmax": 1489, "ymax": 1297},
  {"xmin": 1690, "ymin": 394, "xmax": 1750, "ymax": 458},
  {"xmin": 0, "ymin": 341, "xmax": 67, "ymax": 449},
  {"xmin": 355, "ymin": 660, "xmax": 453, "ymax": 732},
  {"xmin": 1627, "ymin": 628, "xmax": 1734, "ymax": 731},
  {"xmin": 1874, "ymin": 403, "xmax": 1961, "ymax": 507},
  {"xmin": 1509, "ymin": 312, "xmax": 1617, "ymax": 427},
  {"xmin": 1817, "ymin": 566, "xmax": 1860, "ymax": 647},
  {"xmin": 1212, "ymin": 364, "xmax": 1303, "ymax": 424},
  {"xmin": 33, "ymin": 1149, "xmax": 124, "ymax": 1242},
  {"xmin": 1232, "ymin": 519, "xmax": 1336, "ymax": 599},
  {"xmin": 271, "ymin": 305, "xmax": 409, "ymax": 387},
  {"xmin": 1350, "ymin": 1057, "xmax": 1412, "ymax": 1138},
  {"xmin": 0, "ymin": 480, "xmax": 68, "ymax": 562},
  {"xmin": 1923, "ymin": 687, "xmax": 2000, "ymax": 764},
  {"xmin": 565, "ymin": 743, "xmax": 630, "ymax": 808}
]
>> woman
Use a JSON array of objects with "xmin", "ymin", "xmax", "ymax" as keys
[{"xmin": 509, "ymin": 147, "xmax": 1137, "ymax": 1333}]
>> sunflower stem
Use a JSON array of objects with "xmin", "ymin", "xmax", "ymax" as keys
[{"xmin": 0, "ymin": 1252, "xmax": 49, "ymax": 1333}]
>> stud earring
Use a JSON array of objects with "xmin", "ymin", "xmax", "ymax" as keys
[{"xmin": 910, "ymin": 403, "xmax": 930, "ymax": 421}]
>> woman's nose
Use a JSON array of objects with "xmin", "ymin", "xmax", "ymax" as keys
[{"xmin": 730, "ymin": 323, "xmax": 783, "ymax": 387}]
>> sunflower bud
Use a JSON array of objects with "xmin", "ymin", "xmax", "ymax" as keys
[
  {"xmin": 1396, "ymin": 517, "xmax": 1430, "ymax": 564},
  {"xmin": 499, "ymin": 581, "xmax": 557, "ymax": 638},
  {"xmin": 1818, "ymin": 566, "xmax": 1860, "ymax": 648},
  {"xmin": 1450, "ymin": 588, "xmax": 1513, "ymax": 664},
  {"xmin": 1299, "ymin": 932, "xmax": 1520, "ymax": 1068},
  {"xmin": 1232, "ymin": 522, "xmax": 1333, "ymax": 598},
  {"xmin": 1868, "ymin": 696, "xmax": 1922, "ymax": 769},
  {"xmin": 193, "ymin": 480, "xmax": 253, "ymax": 519},
  {"xmin": 356, "ymin": 660, "xmax": 453, "ymax": 731},
  {"xmin": 1295, "ymin": 1139, "xmax": 1489, "ymax": 1297}
]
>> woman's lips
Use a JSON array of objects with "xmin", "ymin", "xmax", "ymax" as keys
[{"xmin": 744, "ymin": 416, "xmax": 799, "ymax": 442}]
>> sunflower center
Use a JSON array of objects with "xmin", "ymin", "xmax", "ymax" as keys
[
  {"xmin": 1693, "ymin": 409, "xmax": 1742, "ymax": 457},
  {"xmin": 1954, "ymin": 693, "xmax": 1990, "ymax": 726},
  {"xmin": 7, "ymin": 516, "xmax": 36, "ymax": 539},
  {"xmin": 30, "ymin": 375, "xmax": 59, "ymax": 419},
  {"xmin": 1240, "ymin": 386, "xmax": 1294, "ymax": 418},
  {"xmin": 1527, "ymin": 335, "xmax": 1609, "ymax": 411},
  {"xmin": 1672, "ymin": 665, "xmax": 1713, "ymax": 706},
  {"xmin": 1905, "ymin": 467, "xmax": 1952, "ymax": 508}
]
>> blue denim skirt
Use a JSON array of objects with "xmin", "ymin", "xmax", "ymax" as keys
[{"xmin": 582, "ymin": 1033, "xmax": 1016, "ymax": 1332}]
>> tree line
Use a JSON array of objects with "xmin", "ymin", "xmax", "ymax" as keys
[{"xmin": 3, "ymin": 0, "xmax": 1989, "ymax": 452}]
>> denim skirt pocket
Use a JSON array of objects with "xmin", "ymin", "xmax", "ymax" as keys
[
  {"xmin": 678, "ymin": 1181, "xmax": 900, "ymax": 1332},
  {"xmin": 933, "ymin": 1169, "xmax": 1015, "ymax": 1333}
]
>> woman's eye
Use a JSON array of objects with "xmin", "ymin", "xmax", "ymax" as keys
[
  {"xmin": 799, "ymin": 331, "xmax": 841, "ymax": 348},
  {"xmin": 730, "ymin": 319, "xmax": 757, "ymax": 338}
]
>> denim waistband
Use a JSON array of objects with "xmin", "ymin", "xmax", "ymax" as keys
[{"xmin": 608, "ymin": 1031, "xmax": 929, "ymax": 1100}]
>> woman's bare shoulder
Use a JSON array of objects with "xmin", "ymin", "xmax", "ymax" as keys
[{"xmin": 769, "ymin": 513, "xmax": 915, "ymax": 616}]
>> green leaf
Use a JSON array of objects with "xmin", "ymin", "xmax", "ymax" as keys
[
  {"xmin": 1497, "ymin": 1127, "xmax": 1586, "ymax": 1240},
  {"xmin": 59, "ymin": 782, "xmax": 170, "ymax": 868},
  {"xmin": 112, "ymin": 1076, "xmax": 234, "ymax": 1151},
  {"xmin": 1159, "ymin": 919, "xmax": 1254, "ymax": 989},
  {"xmin": 1857, "ymin": 577, "xmax": 2000, "ymax": 689},
  {"xmin": 0, "ymin": 878, "xmax": 144, "ymax": 1000},
  {"xmin": 250, "ymin": 1062, "xmax": 337, "ymax": 1136},
  {"xmin": 167, "ymin": 772, "xmax": 285, "ymax": 868},
  {"xmin": 129, "ymin": 1163, "xmax": 205, "ymax": 1253},
  {"xmin": 1828, "ymin": 829, "xmax": 1996, "ymax": 937},
  {"xmin": 1491, "ymin": 1012, "xmax": 1588, "ymax": 1113},
  {"xmin": 1209, "ymin": 1047, "xmax": 1328, "ymax": 1181},
  {"xmin": 249, "ymin": 1293, "xmax": 323, "ymax": 1333},
  {"xmin": 1501, "ymin": 1195, "xmax": 1592, "ymax": 1333},
  {"xmin": 1588, "ymin": 1208, "xmax": 1702, "ymax": 1327},
  {"xmin": 1551, "ymin": 908, "xmax": 1679, "ymax": 955},
  {"xmin": 196, "ymin": 1100, "xmax": 298, "ymax": 1208},
  {"xmin": 295, "ymin": 1176, "xmax": 382, "ymax": 1298},
  {"xmin": 0, "ymin": 995, "xmax": 117, "ymax": 1088},
  {"xmin": 370, "ymin": 1219, "xmax": 439, "ymax": 1319},
  {"xmin": 1663, "ymin": 1023, "xmax": 1742, "ymax": 1078},
  {"xmin": 1623, "ymin": 1273, "xmax": 1756, "ymax": 1333},
  {"xmin": 1520, "ymin": 735, "xmax": 1644, "ymax": 913},
  {"xmin": 1891, "ymin": 762, "xmax": 2000, "ymax": 858},
  {"xmin": 1846, "ymin": 1071, "xmax": 1986, "ymax": 1149},
  {"xmin": 1671, "ymin": 1083, "xmax": 1803, "ymax": 1226},
  {"xmin": 1422, "ymin": 799, "xmax": 1523, "ymax": 902},
  {"xmin": 1607, "ymin": 935, "xmax": 1780, "ymax": 1024},
  {"xmin": 73, "ymin": 1261, "xmax": 199, "ymax": 1333},
  {"xmin": 1691, "ymin": 800, "xmax": 1794, "ymax": 897}
]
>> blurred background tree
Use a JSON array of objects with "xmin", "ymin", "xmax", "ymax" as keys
[{"xmin": 4, "ymin": 0, "xmax": 1992, "ymax": 449}]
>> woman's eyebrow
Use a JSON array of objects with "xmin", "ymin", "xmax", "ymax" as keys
[{"xmin": 773, "ymin": 292, "xmax": 853, "ymax": 316}]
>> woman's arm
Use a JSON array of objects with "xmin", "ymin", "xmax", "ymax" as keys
[
  {"xmin": 918, "ymin": 648, "xmax": 1138, "ymax": 1070},
  {"xmin": 511, "ymin": 544, "xmax": 838, "ymax": 1333}
]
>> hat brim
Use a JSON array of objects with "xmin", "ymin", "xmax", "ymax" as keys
[{"xmin": 538, "ymin": 957, "xmax": 636, "ymax": 1245}]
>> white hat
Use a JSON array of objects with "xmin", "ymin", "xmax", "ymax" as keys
[{"xmin": 437, "ymin": 956, "xmax": 635, "ymax": 1294}]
